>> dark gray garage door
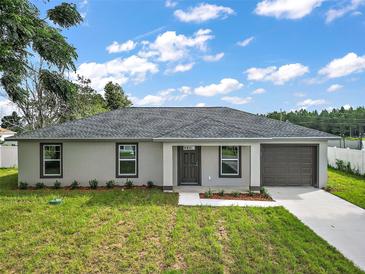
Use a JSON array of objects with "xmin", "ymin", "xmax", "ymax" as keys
[{"xmin": 261, "ymin": 145, "xmax": 317, "ymax": 186}]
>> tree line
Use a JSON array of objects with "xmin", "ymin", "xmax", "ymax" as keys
[
  {"xmin": 0, "ymin": 0, "xmax": 132, "ymax": 133},
  {"xmin": 266, "ymin": 107, "xmax": 365, "ymax": 137}
]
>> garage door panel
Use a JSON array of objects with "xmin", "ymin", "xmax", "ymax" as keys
[{"xmin": 262, "ymin": 145, "xmax": 317, "ymax": 187}]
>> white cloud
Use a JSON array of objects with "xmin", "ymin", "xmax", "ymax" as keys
[
  {"xmin": 194, "ymin": 78, "xmax": 244, "ymax": 97},
  {"xmin": 343, "ymin": 104, "xmax": 352, "ymax": 110},
  {"xmin": 106, "ymin": 40, "xmax": 136, "ymax": 53},
  {"xmin": 76, "ymin": 55, "xmax": 159, "ymax": 91},
  {"xmin": 255, "ymin": 0, "xmax": 323, "ymax": 19},
  {"xmin": 0, "ymin": 98, "xmax": 17, "ymax": 118},
  {"xmin": 79, "ymin": 0, "xmax": 89, "ymax": 19},
  {"xmin": 246, "ymin": 63, "xmax": 309, "ymax": 85},
  {"xmin": 221, "ymin": 96, "xmax": 252, "ymax": 105},
  {"xmin": 174, "ymin": 3, "xmax": 234, "ymax": 23},
  {"xmin": 252, "ymin": 88, "xmax": 266, "ymax": 94},
  {"xmin": 170, "ymin": 62, "xmax": 195, "ymax": 73},
  {"xmin": 297, "ymin": 98, "xmax": 326, "ymax": 108},
  {"xmin": 140, "ymin": 29, "xmax": 214, "ymax": 62},
  {"xmin": 237, "ymin": 36, "xmax": 254, "ymax": 47},
  {"xmin": 165, "ymin": 0, "xmax": 177, "ymax": 8},
  {"xmin": 133, "ymin": 95, "xmax": 165, "ymax": 106},
  {"xmin": 195, "ymin": 102, "xmax": 206, "ymax": 107},
  {"xmin": 326, "ymin": 0, "xmax": 365, "ymax": 23},
  {"xmin": 327, "ymin": 84, "xmax": 343, "ymax": 92},
  {"xmin": 352, "ymin": 10, "xmax": 362, "ymax": 16},
  {"xmin": 319, "ymin": 52, "xmax": 365, "ymax": 79},
  {"xmin": 202, "ymin": 52, "xmax": 224, "ymax": 62},
  {"xmin": 131, "ymin": 88, "xmax": 187, "ymax": 106},
  {"xmin": 294, "ymin": 92, "xmax": 306, "ymax": 97},
  {"xmin": 179, "ymin": 86, "xmax": 192, "ymax": 94}
]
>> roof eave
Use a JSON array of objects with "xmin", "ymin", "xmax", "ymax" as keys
[{"xmin": 153, "ymin": 136, "xmax": 341, "ymax": 142}]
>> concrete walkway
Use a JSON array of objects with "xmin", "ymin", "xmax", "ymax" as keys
[
  {"xmin": 267, "ymin": 187, "xmax": 365, "ymax": 271},
  {"xmin": 178, "ymin": 192, "xmax": 279, "ymax": 207}
]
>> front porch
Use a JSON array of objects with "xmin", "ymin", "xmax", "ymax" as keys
[
  {"xmin": 173, "ymin": 185, "xmax": 249, "ymax": 193},
  {"xmin": 162, "ymin": 142, "xmax": 261, "ymax": 192}
]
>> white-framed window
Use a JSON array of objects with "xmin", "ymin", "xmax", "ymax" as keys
[
  {"xmin": 117, "ymin": 144, "xmax": 137, "ymax": 177},
  {"xmin": 41, "ymin": 144, "xmax": 62, "ymax": 177},
  {"xmin": 220, "ymin": 146, "xmax": 240, "ymax": 177}
]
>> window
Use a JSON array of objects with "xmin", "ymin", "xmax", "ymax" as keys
[
  {"xmin": 41, "ymin": 144, "xmax": 62, "ymax": 178},
  {"xmin": 117, "ymin": 144, "xmax": 138, "ymax": 177},
  {"xmin": 219, "ymin": 146, "xmax": 240, "ymax": 177}
]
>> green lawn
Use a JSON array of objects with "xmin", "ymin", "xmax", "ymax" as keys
[
  {"xmin": 0, "ymin": 169, "xmax": 362, "ymax": 273},
  {"xmin": 327, "ymin": 168, "xmax": 365, "ymax": 209}
]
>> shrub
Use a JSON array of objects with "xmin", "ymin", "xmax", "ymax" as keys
[
  {"xmin": 35, "ymin": 182, "xmax": 45, "ymax": 189},
  {"xmin": 204, "ymin": 188, "xmax": 213, "ymax": 198},
  {"xmin": 334, "ymin": 159, "xmax": 364, "ymax": 177},
  {"xmin": 323, "ymin": 185, "xmax": 333, "ymax": 192},
  {"xmin": 19, "ymin": 182, "xmax": 28, "ymax": 190},
  {"xmin": 89, "ymin": 179, "xmax": 98, "ymax": 189},
  {"xmin": 335, "ymin": 159, "xmax": 346, "ymax": 171},
  {"xmin": 260, "ymin": 187, "xmax": 268, "ymax": 196},
  {"xmin": 106, "ymin": 180, "xmax": 115, "ymax": 188},
  {"xmin": 232, "ymin": 191, "xmax": 240, "ymax": 197},
  {"xmin": 54, "ymin": 181, "xmax": 61, "ymax": 189},
  {"xmin": 147, "ymin": 181, "xmax": 154, "ymax": 188},
  {"xmin": 125, "ymin": 179, "xmax": 133, "ymax": 188},
  {"xmin": 70, "ymin": 180, "xmax": 79, "ymax": 190},
  {"xmin": 218, "ymin": 190, "xmax": 225, "ymax": 196}
]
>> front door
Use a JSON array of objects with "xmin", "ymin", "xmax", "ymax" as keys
[{"xmin": 178, "ymin": 146, "xmax": 201, "ymax": 185}]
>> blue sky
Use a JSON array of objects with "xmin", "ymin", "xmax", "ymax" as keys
[{"xmin": 1, "ymin": 0, "xmax": 365, "ymax": 117}]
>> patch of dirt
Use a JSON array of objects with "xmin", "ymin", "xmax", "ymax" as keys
[{"xmin": 199, "ymin": 193, "xmax": 273, "ymax": 201}]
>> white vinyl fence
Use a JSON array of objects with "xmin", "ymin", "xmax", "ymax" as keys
[
  {"xmin": 328, "ymin": 139, "xmax": 365, "ymax": 150},
  {"xmin": 0, "ymin": 145, "xmax": 18, "ymax": 168},
  {"xmin": 328, "ymin": 147, "xmax": 365, "ymax": 175}
]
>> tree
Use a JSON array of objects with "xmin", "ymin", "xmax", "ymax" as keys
[
  {"xmin": 0, "ymin": 0, "xmax": 82, "ymax": 129},
  {"xmin": 266, "ymin": 107, "xmax": 365, "ymax": 137},
  {"xmin": 65, "ymin": 76, "xmax": 109, "ymax": 120},
  {"xmin": 1, "ymin": 111, "xmax": 23, "ymax": 132},
  {"xmin": 104, "ymin": 82, "xmax": 132, "ymax": 110}
]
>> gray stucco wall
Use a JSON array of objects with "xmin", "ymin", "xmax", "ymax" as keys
[
  {"xmin": 18, "ymin": 141, "xmax": 163, "ymax": 186},
  {"xmin": 18, "ymin": 140, "xmax": 328, "ymax": 189},
  {"xmin": 172, "ymin": 146, "xmax": 250, "ymax": 189}
]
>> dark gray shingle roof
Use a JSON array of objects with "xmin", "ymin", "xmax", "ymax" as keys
[{"xmin": 9, "ymin": 107, "xmax": 338, "ymax": 140}]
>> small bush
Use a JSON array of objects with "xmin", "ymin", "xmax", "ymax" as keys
[
  {"xmin": 54, "ymin": 181, "xmax": 61, "ymax": 189},
  {"xmin": 19, "ymin": 182, "xmax": 28, "ymax": 190},
  {"xmin": 334, "ymin": 158, "xmax": 364, "ymax": 177},
  {"xmin": 89, "ymin": 179, "xmax": 98, "ymax": 189},
  {"xmin": 125, "ymin": 179, "xmax": 133, "ymax": 188},
  {"xmin": 260, "ymin": 187, "xmax": 268, "ymax": 196},
  {"xmin": 204, "ymin": 188, "xmax": 213, "ymax": 198},
  {"xmin": 335, "ymin": 159, "xmax": 346, "ymax": 171},
  {"xmin": 106, "ymin": 180, "xmax": 115, "ymax": 188},
  {"xmin": 218, "ymin": 190, "xmax": 225, "ymax": 196},
  {"xmin": 232, "ymin": 191, "xmax": 240, "ymax": 197},
  {"xmin": 70, "ymin": 180, "xmax": 79, "ymax": 190},
  {"xmin": 323, "ymin": 185, "xmax": 333, "ymax": 192},
  {"xmin": 35, "ymin": 182, "xmax": 45, "ymax": 189},
  {"xmin": 147, "ymin": 181, "xmax": 154, "ymax": 188}
]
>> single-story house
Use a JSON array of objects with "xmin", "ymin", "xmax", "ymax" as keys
[{"xmin": 7, "ymin": 107, "xmax": 339, "ymax": 191}]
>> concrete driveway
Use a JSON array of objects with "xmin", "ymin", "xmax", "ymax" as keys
[{"xmin": 267, "ymin": 187, "xmax": 365, "ymax": 271}]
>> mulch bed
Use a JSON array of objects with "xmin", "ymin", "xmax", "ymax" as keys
[
  {"xmin": 199, "ymin": 193, "xmax": 273, "ymax": 201},
  {"xmin": 19, "ymin": 185, "xmax": 161, "ymax": 191}
]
